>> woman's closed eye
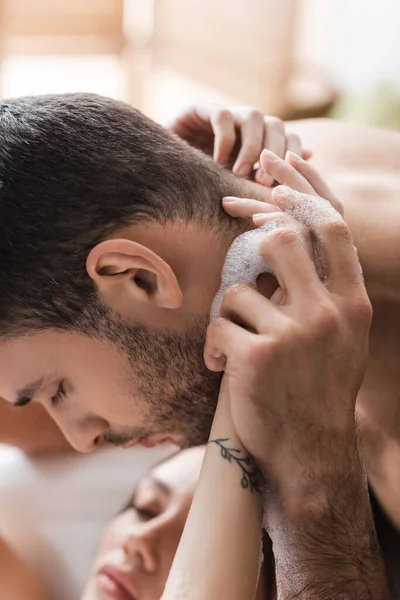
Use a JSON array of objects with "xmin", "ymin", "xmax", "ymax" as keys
[{"xmin": 130, "ymin": 502, "xmax": 160, "ymax": 521}]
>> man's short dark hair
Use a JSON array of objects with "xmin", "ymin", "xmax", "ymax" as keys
[{"xmin": 0, "ymin": 93, "xmax": 238, "ymax": 338}]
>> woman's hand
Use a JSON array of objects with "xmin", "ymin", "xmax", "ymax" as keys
[
  {"xmin": 168, "ymin": 104, "xmax": 311, "ymax": 186},
  {"xmin": 162, "ymin": 382, "xmax": 263, "ymax": 600},
  {"xmin": 223, "ymin": 149, "xmax": 344, "ymax": 220}
]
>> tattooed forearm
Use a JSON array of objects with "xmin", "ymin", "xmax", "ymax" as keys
[{"xmin": 208, "ymin": 437, "xmax": 265, "ymax": 493}]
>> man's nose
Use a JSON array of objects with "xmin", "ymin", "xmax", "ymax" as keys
[
  {"xmin": 123, "ymin": 523, "xmax": 159, "ymax": 574},
  {"xmin": 52, "ymin": 415, "xmax": 108, "ymax": 453}
]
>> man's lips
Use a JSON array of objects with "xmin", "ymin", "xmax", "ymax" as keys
[
  {"xmin": 122, "ymin": 435, "xmax": 177, "ymax": 449},
  {"xmin": 96, "ymin": 565, "xmax": 139, "ymax": 600}
]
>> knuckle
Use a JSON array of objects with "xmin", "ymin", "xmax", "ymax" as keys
[
  {"xmin": 311, "ymin": 300, "xmax": 341, "ymax": 334},
  {"xmin": 268, "ymin": 226, "xmax": 299, "ymax": 247},
  {"xmin": 265, "ymin": 116, "xmax": 284, "ymax": 130},
  {"xmin": 223, "ymin": 283, "xmax": 250, "ymax": 304},
  {"xmin": 320, "ymin": 218, "xmax": 352, "ymax": 243},
  {"xmin": 247, "ymin": 108, "xmax": 264, "ymax": 122},
  {"xmin": 242, "ymin": 336, "xmax": 270, "ymax": 365},
  {"xmin": 185, "ymin": 103, "xmax": 197, "ymax": 115},
  {"xmin": 214, "ymin": 108, "xmax": 234, "ymax": 126},
  {"xmin": 348, "ymin": 292, "xmax": 373, "ymax": 328}
]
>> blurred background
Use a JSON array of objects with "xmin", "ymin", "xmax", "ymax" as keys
[
  {"xmin": 0, "ymin": 2, "xmax": 400, "ymax": 599},
  {"xmin": 0, "ymin": 0, "xmax": 399, "ymax": 128}
]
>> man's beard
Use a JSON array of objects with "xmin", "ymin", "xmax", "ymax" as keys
[{"xmin": 97, "ymin": 310, "xmax": 222, "ymax": 447}]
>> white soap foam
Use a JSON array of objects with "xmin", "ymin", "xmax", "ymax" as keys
[
  {"xmin": 210, "ymin": 190, "xmax": 349, "ymax": 320},
  {"xmin": 210, "ymin": 221, "xmax": 298, "ymax": 320}
]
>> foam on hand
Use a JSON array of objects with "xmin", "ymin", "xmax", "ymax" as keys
[{"xmin": 210, "ymin": 221, "xmax": 298, "ymax": 320}]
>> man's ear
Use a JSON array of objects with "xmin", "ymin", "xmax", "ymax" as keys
[{"xmin": 86, "ymin": 239, "xmax": 183, "ymax": 315}]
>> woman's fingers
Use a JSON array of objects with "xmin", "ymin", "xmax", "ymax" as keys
[
  {"xmin": 285, "ymin": 133, "xmax": 302, "ymax": 157},
  {"xmin": 301, "ymin": 149, "xmax": 313, "ymax": 161},
  {"xmin": 260, "ymin": 150, "xmax": 316, "ymax": 195},
  {"xmin": 223, "ymin": 199, "xmax": 315, "ymax": 266},
  {"xmin": 223, "ymin": 196, "xmax": 281, "ymax": 220},
  {"xmin": 255, "ymin": 118, "xmax": 287, "ymax": 187},
  {"xmin": 209, "ymin": 108, "xmax": 237, "ymax": 164},
  {"xmin": 263, "ymin": 116, "xmax": 287, "ymax": 158},
  {"xmin": 232, "ymin": 110, "xmax": 265, "ymax": 177},
  {"xmin": 286, "ymin": 152, "xmax": 344, "ymax": 215}
]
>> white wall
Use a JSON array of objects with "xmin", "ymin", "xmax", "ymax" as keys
[{"xmin": 297, "ymin": 0, "xmax": 400, "ymax": 93}]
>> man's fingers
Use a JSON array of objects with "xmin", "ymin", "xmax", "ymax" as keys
[
  {"xmin": 286, "ymin": 152, "xmax": 344, "ymax": 215},
  {"xmin": 222, "ymin": 198, "xmax": 315, "ymax": 275},
  {"xmin": 233, "ymin": 110, "xmax": 265, "ymax": 177},
  {"xmin": 204, "ymin": 317, "xmax": 248, "ymax": 371},
  {"xmin": 257, "ymin": 222, "xmax": 322, "ymax": 300},
  {"xmin": 260, "ymin": 150, "xmax": 316, "ymax": 195},
  {"xmin": 252, "ymin": 212, "xmax": 315, "ymax": 264},
  {"xmin": 273, "ymin": 186, "xmax": 362, "ymax": 293},
  {"xmin": 218, "ymin": 283, "xmax": 283, "ymax": 335}
]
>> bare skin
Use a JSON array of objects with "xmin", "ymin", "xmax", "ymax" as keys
[
  {"xmin": 1, "ymin": 107, "xmax": 400, "ymax": 597},
  {"xmin": 0, "ymin": 536, "xmax": 49, "ymax": 600},
  {"xmin": 197, "ymin": 110, "xmax": 400, "ymax": 535},
  {"xmin": 285, "ymin": 119, "xmax": 400, "ymax": 533},
  {"xmin": 3, "ymin": 116, "xmax": 400, "ymax": 536},
  {"xmin": 2, "ymin": 115, "xmax": 400, "ymax": 527}
]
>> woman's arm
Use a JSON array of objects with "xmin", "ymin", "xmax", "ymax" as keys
[
  {"xmin": 163, "ymin": 380, "xmax": 263, "ymax": 600},
  {"xmin": 0, "ymin": 536, "xmax": 49, "ymax": 600}
]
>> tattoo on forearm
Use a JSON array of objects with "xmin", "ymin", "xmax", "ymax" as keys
[{"xmin": 208, "ymin": 437, "xmax": 264, "ymax": 493}]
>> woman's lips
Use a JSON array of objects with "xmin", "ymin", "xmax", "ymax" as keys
[{"xmin": 96, "ymin": 566, "xmax": 139, "ymax": 600}]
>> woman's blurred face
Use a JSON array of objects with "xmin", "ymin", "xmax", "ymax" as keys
[{"xmin": 83, "ymin": 446, "xmax": 205, "ymax": 600}]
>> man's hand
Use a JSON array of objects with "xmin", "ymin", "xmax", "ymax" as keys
[
  {"xmin": 169, "ymin": 104, "xmax": 311, "ymax": 186},
  {"xmin": 205, "ymin": 159, "xmax": 391, "ymax": 598},
  {"xmin": 206, "ymin": 182, "xmax": 369, "ymax": 496}
]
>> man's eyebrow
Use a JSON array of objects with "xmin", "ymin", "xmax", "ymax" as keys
[{"xmin": 14, "ymin": 378, "xmax": 47, "ymax": 407}]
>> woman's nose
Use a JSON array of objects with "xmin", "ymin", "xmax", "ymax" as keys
[{"xmin": 123, "ymin": 523, "xmax": 159, "ymax": 574}]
